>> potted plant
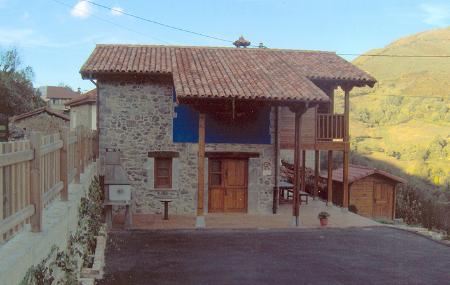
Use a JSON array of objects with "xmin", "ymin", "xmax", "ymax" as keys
[{"xmin": 318, "ymin": 211, "xmax": 330, "ymax": 226}]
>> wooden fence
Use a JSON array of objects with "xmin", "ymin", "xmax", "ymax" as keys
[{"xmin": 0, "ymin": 126, "xmax": 97, "ymax": 242}]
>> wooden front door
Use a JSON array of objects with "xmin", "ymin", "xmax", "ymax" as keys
[
  {"xmin": 208, "ymin": 159, "xmax": 248, "ymax": 213},
  {"xmin": 373, "ymin": 183, "xmax": 393, "ymax": 219}
]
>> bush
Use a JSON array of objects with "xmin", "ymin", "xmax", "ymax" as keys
[{"xmin": 21, "ymin": 176, "xmax": 104, "ymax": 284}]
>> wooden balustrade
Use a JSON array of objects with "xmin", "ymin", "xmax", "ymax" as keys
[
  {"xmin": 0, "ymin": 125, "xmax": 96, "ymax": 242},
  {"xmin": 316, "ymin": 113, "xmax": 345, "ymax": 141}
]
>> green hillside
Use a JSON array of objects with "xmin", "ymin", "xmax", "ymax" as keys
[{"xmin": 341, "ymin": 27, "xmax": 450, "ymax": 190}]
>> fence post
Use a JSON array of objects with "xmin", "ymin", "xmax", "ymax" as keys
[
  {"xmin": 29, "ymin": 132, "xmax": 42, "ymax": 232},
  {"xmin": 80, "ymin": 126, "xmax": 85, "ymax": 174},
  {"xmin": 0, "ymin": 144, "xmax": 4, "ymax": 243},
  {"xmin": 74, "ymin": 127, "xmax": 81, "ymax": 184},
  {"xmin": 59, "ymin": 128, "xmax": 69, "ymax": 201}
]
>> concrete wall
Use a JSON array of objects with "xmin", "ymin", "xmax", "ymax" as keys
[
  {"xmin": 98, "ymin": 80, "xmax": 275, "ymax": 215},
  {"xmin": 0, "ymin": 163, "xmax": 97, "ymax": 285},
  {"xmin": 10, "ymin": 112, "xmax": 69, "ymax": 135}
]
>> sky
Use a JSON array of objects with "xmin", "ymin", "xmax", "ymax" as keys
[{"xmin": 0, "ymin": 0, "xmax": 449, "ymax": 92}]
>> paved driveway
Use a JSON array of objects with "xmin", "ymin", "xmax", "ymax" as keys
[{"xmin": 97, "ymin": 227, "xmax": 450, "ymax": 285}]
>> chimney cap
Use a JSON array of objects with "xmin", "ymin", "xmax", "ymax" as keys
[{"xmin": 233, "ymin": 36, "xmax": 251, "ymax": 48}]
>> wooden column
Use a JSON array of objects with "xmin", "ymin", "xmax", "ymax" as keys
[
  {"xmin": 59, "ymin": 128, "xmax": 69, "ymax": 201},
  {"xmin": 273, "ymin": 107, "xmax": 280, "ymax": 214},
  {"xmin": 292, "ymin": 111, "xmax": 301, "ymax": 225},
  {"xmin": 314, "ymin": 150, "xmax": 319, "ymax": 199},
  {"xmin": 196, "ymin": 113, "xmax": 206, "ymax": 226},
  {"xmin": 30, "ymin": 132, "xmax": 42, "ymax": 232},
  {"xmin": 291, "ymin": 104, "xmax": 307, "ymax": 226},
  {"xmin": 342, "ymin": 86, "xmax": 352, "ymax": 208},
  {"xmin": 327, "ymin": 150, "xmax": 333, "ymax": 205},
  {"xmin": 301, "ymin": 150, "xmax": 306, "ymax": 194}
]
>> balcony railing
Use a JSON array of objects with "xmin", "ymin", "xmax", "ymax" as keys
[{"xmin": 316, "ymin": 114, "xmax": 345, "ymax": 141}]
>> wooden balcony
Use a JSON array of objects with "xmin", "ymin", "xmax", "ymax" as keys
[
  {"xmin": 316, "ymin": 114, "xmax": 345, "ymax": 141},
  {"xmin": 279, "ymin": 108, "xmax": 348, "ymax": 151}
]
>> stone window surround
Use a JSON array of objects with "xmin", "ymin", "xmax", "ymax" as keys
[{"xmin": 147, "ymin": 151, "xmax": 179, "ymax": 191}]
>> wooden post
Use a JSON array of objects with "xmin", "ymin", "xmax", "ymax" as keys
[
  {"xmin": 291, "ymin": 104, "xmax": 306, "ymax": 226},
  {"xmin": 80, "ymin": 127, "xmax": 85, "ymax": 173},
  {"xmin": 74, "ymin": 127, "xmax": 81, "ymax": 184},
  {"xmin": 273, "ymin": 107, "xmax": 280, "ymax": 214},
  {"xmin": 292, "ymin": 112, "xmax": 300, "ymax": 225},
  {"xmin": 301, "ymin": 150, "xmax": 306, "ymax": 194},
  {"xmin": 342, "ymin": 86, "xmax": 352, "ymax": 209},
  {"xmin": 0, "ymin": 144, "xmax": 4, "ymax": 242},
  {"xmin": 196, "ymin": 113, "xmax": 206, "ymax": 227},
  {"xmin": 30, "ymin": 132, "xmax": 42, "ymax": 232},
  {"xmin": 314, "ymin": 150, "xmax": 319, "ymax": 199},
  {"xmin": 59, "ymin": 128, "xmax": 69, "ymax": 201},
  {"xmin": 327, "ymin": 150, "xmax": 333, "ymax": 205}
]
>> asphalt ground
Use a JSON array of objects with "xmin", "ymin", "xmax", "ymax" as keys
[{"xmin": 97, "ymin": 227, "xmax": 450, "ymax": 285}]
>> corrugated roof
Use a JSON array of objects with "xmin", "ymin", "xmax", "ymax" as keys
[
  {"xmin": 80, "ymin": 45, "xmax": 376, "ymax": 103},
  {"xmin": 320, "ymin": 164, "xmax": 406, "ymax": 184},
  {"xmin": 10, "ymin": 107, "xmax": 70, "ymax": 122},
  {"xmin": 65, "ymin": 89, "xmax": 97, "ymax": 107}
]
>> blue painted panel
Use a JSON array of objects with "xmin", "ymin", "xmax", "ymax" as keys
[
  {"xmin": 173, "ymin": 103, "xmax": 271, "ymax": 144},
  {"xmin": 173, "ymin": 103, "xmax": 199, "ymax": 142}
]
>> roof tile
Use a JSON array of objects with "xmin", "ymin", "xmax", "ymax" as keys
[{"xmin": 80, "ymin": 45, "xmax": 377, "ymax": 102}]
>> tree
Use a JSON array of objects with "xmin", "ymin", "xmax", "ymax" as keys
[{"xmin": 0, "ymin": 48, "xmax": 45, "ymax": 116}]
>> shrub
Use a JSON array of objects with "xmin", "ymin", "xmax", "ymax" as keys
[{"xmin": 20, "ymin": 176, "xmax": 104, "ymax": 284}]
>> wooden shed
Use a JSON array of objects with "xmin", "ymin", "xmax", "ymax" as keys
[{"xmin": 321, "ymin": 165, "xmax": 405, "ymax": 220}]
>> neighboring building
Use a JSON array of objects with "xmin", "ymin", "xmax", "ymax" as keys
[
  {"xmin": 9, "ymin": 107, "xmax": 70, "ymax": 136},
  {"xmin": 321, "ymin": 165, "xmax": 405, "ymax": 220},
  {"xmin": 39, "ymin": 86, "xmax": 81, "ymax": 110},
  {"xmin": 65, "ymin": 89, "xmax": 97, "ymax": 130},
  {"xmin": 80, "ymin": 44, "xmax": 376, "ymax": 224}
]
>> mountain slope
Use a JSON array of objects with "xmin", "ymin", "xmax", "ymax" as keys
[{"xmin": 346, "ymin": 27, "xmax": 450, "ymax": 189}]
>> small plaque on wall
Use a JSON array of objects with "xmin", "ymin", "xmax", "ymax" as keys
[{"xmin": 263, "ymin": 160, "xmax": 272, "ymax": 176}]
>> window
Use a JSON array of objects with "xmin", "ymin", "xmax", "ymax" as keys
[
  {"xmin": 154, "ymin": 158, "xmax": 172, "ymax": 188},
  {"xmin": 210, "ymin": 159, "xmax": 222, "ymax": 186}
]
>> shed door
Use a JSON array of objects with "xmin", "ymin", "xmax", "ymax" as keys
[
  {"xmin": 373, "ymin": 183, "xmax": 393, "ymax": 219},
  {"xmin": 208, "ymin": 159, "xmax": 248, "ymax": 213}
]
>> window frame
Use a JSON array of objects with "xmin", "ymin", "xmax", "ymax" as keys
[{"xmin": 154, "ymin": 157, "xmax": 172, "ymax": 189}]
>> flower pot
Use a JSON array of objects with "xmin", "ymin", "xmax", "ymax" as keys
[{"xmin": 320, "ymin": 218, "xmax": 328, "ymax": 227}]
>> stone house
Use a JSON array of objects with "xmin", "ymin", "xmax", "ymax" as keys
[
  {"xmin": 9, "ymin": 107, "xmax": 70, "ymax": 137},
  {"xmin": 65, "ymin": 89, "xmax": 97, "ymax": 130},
  {"xmin": 39, "ymin": 86, "xmax": 81, "ymax": 111},
  {"xmin": 80, "ymin": 44, "xmax": 376, "ymax": 226}
]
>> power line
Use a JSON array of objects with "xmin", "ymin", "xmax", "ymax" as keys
[
  {"xmin": 338, "ymin": 53, "xmax": 450, "ymax": 58},
  {"xmin": 84, "ymin": 0, "xmax": 239, "ymax": 45},
  {"xmin": 53, "ymin": 0, "xmax": 450, "ymax": 58},
  {"xmin": 348, "ymin": 94, "xmax": 449, "ymax": 100},
  {"xmin": 50, "ymin": 0, "xmax": 171, "ymax": 44}
]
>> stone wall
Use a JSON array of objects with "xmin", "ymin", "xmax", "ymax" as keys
[
  {"xmin": 98, "ymin": 79, "xmax": 275, "ymax": 215},
  {"xmin": 10, "ymin": 112, "xmax": 69, "ymax": 135}
]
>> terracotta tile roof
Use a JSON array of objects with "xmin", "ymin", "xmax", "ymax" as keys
[
  {"xmin": 80, "ymin": 45, "xmax": 376, "ymax": 103},
  {"xmin": 65, "ymin": 89, "xmax": 97, "ymax": 107},
  {"xmin": 10, "ymin": 107, "xmax": 70, "ymax": 122},
  {"xmin": 45, "ymin": 86, "xmax": 81, "ymax": 99},
  {"xmin": 320, "ymin": 164, "xmax": 406, "ymax": 184}
]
